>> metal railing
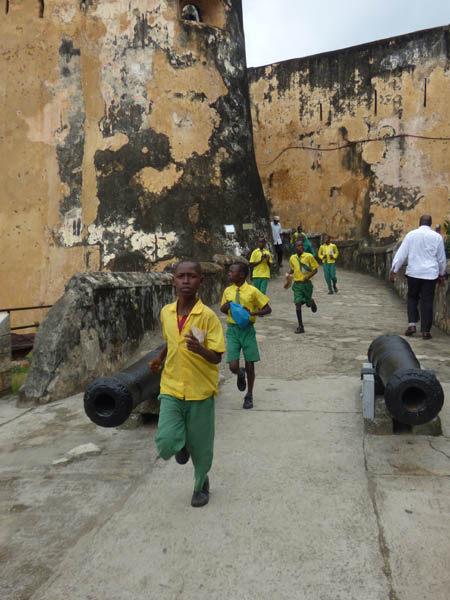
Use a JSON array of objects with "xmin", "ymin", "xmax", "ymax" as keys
[{"xmin": 0, "ymin": 305, "xmax": 53, "ymax": 332}]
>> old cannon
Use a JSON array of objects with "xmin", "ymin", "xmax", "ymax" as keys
[
  {"xmin": 84, "ymin": 346, "xmax": 164, "ymax": 428},
  {"xmin": 367, "ymin": 334, "xmax": 444, "ymax": 426}
]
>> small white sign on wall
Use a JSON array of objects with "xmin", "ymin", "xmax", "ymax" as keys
[{"xmin": 224, "ymin": 224, "xmax": 236, "ymax": 234}]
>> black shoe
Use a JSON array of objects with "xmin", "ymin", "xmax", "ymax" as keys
[
  {"xmin": 422, "ymin": 332, "xmax": 432, "ymax": 340},
  {"xmin": 405, "ymin": 326, "xmax": 416, "ymax": 336},
  {"xmin": 175, "ymin": 446, "xmax": 190, "ymax": 465},
  {"xmin": 295, "ymin": 326, "xmax": 305, "ymax": 334},
  {"xmin": 333, "ymin": 282, "xmax": 338, "ymax": 293},
  {"xmin": 328, "ymin": 291, "xmax": 333, "ymax": 295},
  {"xmin": 191, "ymin": 477, "xmax": 209, "ymax": 507},
  {"xmin": 237, "ymin": 367, "xmax": 246, "ymax": 391},
  {"xmin": 243, "ymin": 393, "xmax": 253, "ymax": 409},
  {"xmin": 310, "ymin": 299, "xmax": 317, "ymax": 313}
]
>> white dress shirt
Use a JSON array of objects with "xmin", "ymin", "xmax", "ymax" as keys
[
  {"xmin": 391, "ymin": 225, "xmax": 447, "ymax": 279},
  {"xmin": 271, "ymin": 221, "xmax": 282, "ymax": 245}
]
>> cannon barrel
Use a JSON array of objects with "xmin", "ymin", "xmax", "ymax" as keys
[
  {"xmin": 368, "ymin": 334, "xmax": 444, "ymax": 426},
  {"xmin": 84, "ymin": 346, "xmax": 164, "ymax": 428}
]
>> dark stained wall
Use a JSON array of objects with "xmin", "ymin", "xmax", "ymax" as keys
[
  {"xmin": 0, "ymin": 0, "xmax": 269, "ymax": 325},
  {"xmin": 248, "ymin": 26, "xmax": 450, "ymax": 243}
]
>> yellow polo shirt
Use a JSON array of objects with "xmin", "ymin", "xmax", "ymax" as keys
[
  {"xmin": 221, "ymin": 281, "xmax": 270, "ymax": 324},
  {"xmin": 159, "ymin": 299, "xmax": 225, "ymax": 401},
  {"xmin": 250, "ymin": 248, "xmax": 272, "ymax": 278},
  {"xmin": 289, "ymin": 252, "xmax": 319, "ymax": 282},
  {"xmin": 318, "ymin": 243, "xmax": 339, "ymax": 264}
]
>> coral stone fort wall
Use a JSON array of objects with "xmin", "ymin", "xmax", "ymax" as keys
[
  {"xmin": 0, "ymin": 0, "xmax": 268, "ymax": 326},
  {"xmin": 1, "ymin": 4, "xmax": 449, "ymax": 326},
  {"xmin": 248, "ymin": 26, "xmax": 450, "ymax": 242}
]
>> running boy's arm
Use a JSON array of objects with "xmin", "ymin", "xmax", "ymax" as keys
[
  {"xmin": 249, "ymin": 255, "xmax": 268, "ymax": 267},
  {"xmin": 184, "ymin": 331, "xmax": 223, "ymax": 364},
  {"xmin": 220, "ymin": 301, "xmax": 231, "ymax": 314},
  {"xmin": 302, "ymin": 267, "xmax": 317, "ymax": 282},
  {"xmin": 318, "ymin": 245, "xmax": 325, "ymax": 261},
  {"xmin": 148, "ymin": 343, "xmax": 167, "ymax": 373},
  {"xmin": 247, "ymin": 302, "xmax": 271, "ymax": 317}
]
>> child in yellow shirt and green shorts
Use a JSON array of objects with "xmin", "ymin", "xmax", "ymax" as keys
[
  {"xmin": 249, "ymin": 236, "xmax": 273, "ymax": 294},
  {"xmin": 318, "ymin": 233, "xmax": 339, "ymax": 294},
  {"xmin": 149, "ymin": 261, "xmax": 225, "ymax": 508},
  {"xmin": 285, "ymin": 239, "xmax": 318, "ymax": 334},
  {"xmin": 220, "ymin": 262, "xmax": 271, "ymax": 409}
]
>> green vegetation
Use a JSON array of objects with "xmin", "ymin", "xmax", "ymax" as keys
[
  {"xmin": 11, "ymin": 364, "xmax": 29, "ymax": 395},
  {"xmin": 444, "ymin": 221, "xmax": 450, "ymax": 258}
]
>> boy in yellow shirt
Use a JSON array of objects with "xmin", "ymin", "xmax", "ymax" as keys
[
  {"xmin": 149, "ymin": 261, "xmax": 225, "ymax": 508},
  {"xmin": 220, "ymin": 262, "xmax": 271, "ymax": 409},
  {"xmin": 249, "ymin": 236, "xmax": 273, "ymax": 294},
  {"xmin": 318, "ymin": 234, "xmax": 339, "ymax": 294},
  {"xmin": 286, "ymin": 239, "xmax": 318, "ymax": 334}
]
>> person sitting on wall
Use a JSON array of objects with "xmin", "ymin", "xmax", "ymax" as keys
[
  {"xmin": 289, "ymin": 225, "xmax": 315, "ymax": 256},
  {"xmin": 390, "ymin": 214, "xmax": 446, "ymax": 340}
]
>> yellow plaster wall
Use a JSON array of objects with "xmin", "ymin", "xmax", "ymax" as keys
[
  {"xmin": 249, "ymin": 40, "xmax": 450, "ymax": 242},
  {"xmin": 0, "ymin": 0, "xmax": 236, "ymax": 329}
]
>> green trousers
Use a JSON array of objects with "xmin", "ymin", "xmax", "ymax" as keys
[
  {"xmin": 156, "ymin": 394, "xmax": 215, "ymax": 492},
  {"xmin": 323, "ymin": 262, "xmax": 337, "ymax": 293},
  {"xmin": 252, "ymin": 277, "xmax": 269, "ymax": 294}
]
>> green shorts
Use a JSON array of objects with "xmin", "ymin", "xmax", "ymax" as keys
[
  {"xmin": 226, "ymin": 323, "xmax": 260, "ymax": 363},
  {"xmin": 293, "ymin": 280, "xmax": 313, "ymax": 305},
  {"xmin": 252, "ymin": 277, "xmax": 269, "ymax": 294}
]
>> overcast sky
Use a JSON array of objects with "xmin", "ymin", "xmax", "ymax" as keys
[{"xmin": 242, "ymin": 1, "xmax": 450, "ymax": 67}]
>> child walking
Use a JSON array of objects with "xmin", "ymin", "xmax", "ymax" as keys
[
  {"xmin": 249, "ymin": 236, "xmax": 273, "ymax": 294},
  {"xmin": 149, "ymin": 261, "xmax": 225, "ymax": 508},
  {"xmin": 318, "ymin": 234, "xmax": 339, "ymax": 294},
  {"xmin": 220, "ymin": 262, "xmax": 271, "ymax": 409},
  {"xmin": 286, "ymin": 239, "xmax": 318, "ymax": 334}
]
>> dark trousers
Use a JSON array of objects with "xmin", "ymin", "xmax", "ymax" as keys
[
  {"xmin": 274, "ymin": 243, "xmax": 283, "ymax": 266},
  {"xmin": 406, "ymin": 276, "xmax": 437, "ymax": 333}
]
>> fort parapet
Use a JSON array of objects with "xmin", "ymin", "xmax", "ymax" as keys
[
  {"xmin": 1, "ymin": 0, "xmax": 268, "ymax": 328},
  {"xmin": 248, "ymin": 26, "xmax": 450, "ymax": 242}
]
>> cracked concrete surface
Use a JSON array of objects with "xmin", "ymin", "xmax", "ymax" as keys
[{"xmin": 0, "ymin": 268, "xmax": 449, "ymax": 599}]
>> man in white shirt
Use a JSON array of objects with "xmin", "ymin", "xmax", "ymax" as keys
[
  {"xmin": 271, "ymin": 216, "xmax": 283, "ymax": 267},
  {"xmin": 390, "ymin": 214, "xmax": 447, "ymax": 339}
]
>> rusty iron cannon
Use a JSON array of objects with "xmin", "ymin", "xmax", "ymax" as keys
[
  {"xmin": 366, "ymin": 334, "xmax": 444, "ymax": 426},
  {"xmin": 84, "ymin": 346, "xmax": 164, "ymax": 428}
]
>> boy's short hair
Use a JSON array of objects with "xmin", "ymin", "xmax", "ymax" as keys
[
  {"xmin": 231, "ymin": 261, "xmax": 249, "ymax": 278},
  {"xmin": 174, "ymin": 260, "xmax": 202, "ymax": 275}
]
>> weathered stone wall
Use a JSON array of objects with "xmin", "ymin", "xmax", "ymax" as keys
[
  {"xmin": 18, "ymin": 264, "xmax": 226, "ymax": 405},
  {"xmin": 0, "ymin": 313, "xmax": 12, "ymax": 397},
  {"xmin": 1, "ymin": 0, "xmax": 268, "ymax": 330},
  {"xmin": 337, "ymin": 240, "xmax": 450, "ymax": 333},
  {"xmin": 248, "ymin": 26, "xmax": 450, "ymax": 243}
]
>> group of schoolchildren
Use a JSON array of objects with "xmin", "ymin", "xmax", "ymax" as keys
[{"xmin": 148, "ymin": 228, "xmax": 339, "ymax": 508}]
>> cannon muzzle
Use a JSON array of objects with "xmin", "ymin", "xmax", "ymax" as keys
[
  {"xmin": 368, "ymin": 335, "xmax": 444, "ymax": 426},
  {"xmin": 84, "ymin": 346, "xmax": 164, "ymax": 427}
]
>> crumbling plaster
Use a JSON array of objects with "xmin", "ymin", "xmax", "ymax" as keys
[
  {"xmin": 248, "ymin": 27, "xmax": 450, "ymax": 243},
  {"xmin": 1, "ymin": 0, "xmax": 268, "ymax": 326}
]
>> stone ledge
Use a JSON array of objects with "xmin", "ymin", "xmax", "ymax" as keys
[
  {"xmin": 0, "ymin": 313, "xmax": 11, "ymax": 397},
  {"xmin": 18, "ymin": 264, "xmax": 229, "ymax": 406}
]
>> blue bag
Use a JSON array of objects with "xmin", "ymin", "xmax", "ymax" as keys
[{"xmin": 229, "ymin": 302, "xmax": 250, "ymax": 329}]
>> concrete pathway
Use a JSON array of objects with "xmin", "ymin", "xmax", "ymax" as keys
[{"xmin": 1, "ymin": 269, "xmax": 449, "ymax": 600}]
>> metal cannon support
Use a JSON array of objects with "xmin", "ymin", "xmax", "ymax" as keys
[
  {"xmin": 366, "ymin": 334, "xmax": 444, "ymax": 426},
  {"xmin": 84, "ymin": 346, "xmax": 164, "ymax": 428}
]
